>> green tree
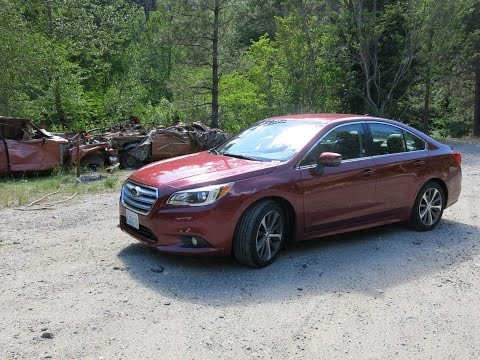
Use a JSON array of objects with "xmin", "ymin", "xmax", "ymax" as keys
[
  {"xmin": 169, "ymin": 0, "xmax": 240, "ymax": 128},
  {"xmin": 461, "ymin": 0, "xmax": 480, "ymax": 136},
  {"xmin": 0, "ymin": 0, "xmax": 49, "ymax": 117},
  {"xmin": 341, "ymin": 0, "xmax": 417, "ymax": 118}
]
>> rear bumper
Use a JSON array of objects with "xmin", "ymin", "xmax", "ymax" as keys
[{"xmin": 446, "ymin": 167, "xmax": 462, "ymax": 208}]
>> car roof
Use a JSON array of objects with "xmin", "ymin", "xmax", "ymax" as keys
[
  {"xmin": 268, "ymin": 113, "xmax": 366, "ymax": 122},
  {"xmin": 0, "ymin": 116, "xmax": 36, "ymax": 127}
]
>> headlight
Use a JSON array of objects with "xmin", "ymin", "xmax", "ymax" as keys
[{"xmin": 167, "ymin": 182, "xmax": 234, "ymax": 207}]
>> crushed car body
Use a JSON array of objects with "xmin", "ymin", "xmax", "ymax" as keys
[
  {"xmin": 87, "ymin": 119, "xmax": 228, "ymax": 169},
  {"xmin": 0, "ymin": 117, "xmax": 70, "ymax": 173},
  {"xmin": 0, "ymin": 116, "xmax": 114, "ymax": 174},
  {"xmin": 0, "ymin": 116, "xmax": 228, "ymax": 174},
  {"xmin": 114, "ymin": 122, "xmax": 229, "ymax": 168}
]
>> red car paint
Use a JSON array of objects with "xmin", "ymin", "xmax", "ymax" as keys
[
  {"xmin": 0, "ymin": 116, "xmax": 112, "ymax": 173},
  {"xmin": 119, "ymin": 114, "xmax": 462, "ymax": 257},
  {"xmin": 0, "ymin": 117, "xmax": 69, "ymax": 173}
]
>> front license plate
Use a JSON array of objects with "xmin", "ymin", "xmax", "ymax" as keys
[{"xmin": 126, "ymin": 208, "xmax": 139, "ymax": 230}]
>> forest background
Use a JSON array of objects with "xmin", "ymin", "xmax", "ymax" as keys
[{"xmin": 1, "ymin": 0, "xmax": 479, "ymax": 137}]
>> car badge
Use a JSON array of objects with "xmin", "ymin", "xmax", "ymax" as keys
[{"xmin": 131, "ymin": 186, "xmax": 141, "ymax": 197}]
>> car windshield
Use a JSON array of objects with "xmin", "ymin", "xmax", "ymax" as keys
[{"xmin": 215, "ymin": 119, "xmax": 327, "ymax": 162}]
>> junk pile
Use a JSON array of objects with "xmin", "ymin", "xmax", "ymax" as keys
[
  {"xmin": 0, "ymin": 116, "xmax": 114, "ymax": 173},
  {"xmin": 0, "ymin": 116, "xmax": 229, "ymax": 174},
  {"xmin": 119, "ymin": 122, "xmax": 229, "ymax": 168}
]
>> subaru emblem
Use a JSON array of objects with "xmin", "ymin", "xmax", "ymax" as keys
[{"xmin": 131, "ymin": 186, "xmax": 141, "ymax": 197}]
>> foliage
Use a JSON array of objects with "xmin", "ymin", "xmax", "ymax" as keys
[{"xmin": 0, "ymin": 0, "xmax": 478, "ymax": 137}]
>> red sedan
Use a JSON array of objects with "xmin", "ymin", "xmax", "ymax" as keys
[{"xmin": 119, "ymin": 114, "xmax": 462, "ymax": 267}]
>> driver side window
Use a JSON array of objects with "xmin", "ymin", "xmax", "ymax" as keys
[{"xmin": 301, "ymin": 123, "xmax": 366, "ymax": 166}]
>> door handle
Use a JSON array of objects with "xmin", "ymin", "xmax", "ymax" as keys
[
  {"xmin": 414, "ymin": 160, "xmax": 425, "ymax": 167},
  {"xmin": 362, "ymin": 169, "xmax": 374, "ymax": 176}
]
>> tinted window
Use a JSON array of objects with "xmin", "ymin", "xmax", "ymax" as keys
[
  {"xmin": 301, "ymin": 123, "xmax": 366, "ymax": 165},
  {"xmin": 216, "ymin": 120, "xmax": 327, "ymax": 162},
  {"xmin": 368, "ymin": 123, "xmax": 406, "ymax": 155},
  {"xmin": 404, "ymin": 131, "xmax": 426, "ymax": 151}
]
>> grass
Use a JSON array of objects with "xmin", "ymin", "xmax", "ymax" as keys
[{"xmin": 0, "ymin": 168, "xmax": 132, "ymax": 209}]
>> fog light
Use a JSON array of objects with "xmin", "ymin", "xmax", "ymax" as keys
[{"xmin": 180, "ymin": 235, "xmax": 209, "ymax": 248}]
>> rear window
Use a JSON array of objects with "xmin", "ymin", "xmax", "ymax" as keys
[{"xmin": 368, "ymin": 123, "xmax": 426, "ymax": 155}]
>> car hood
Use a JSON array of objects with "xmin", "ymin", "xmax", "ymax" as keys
[{"xmin": 129, "ymin": 151, "xmax": 280, "ymax": 189}]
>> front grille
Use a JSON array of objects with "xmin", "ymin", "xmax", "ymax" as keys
[
  {"xmin": 121, "ymin": 180, "xmax": 158, "ymax": 215},
  {"xmin": 120, "ymin": 216, "xmax": 157, "ymax": 243}
]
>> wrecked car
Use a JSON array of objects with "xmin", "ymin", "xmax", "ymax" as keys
[
  {"xmin": 110, "ymin": 122, "xmax": 229, "ymax": 168},
  {"xmin": 0, "ymin": 116, "xmax": 113, "ymax": 174},
  {"xmin": 1, "ymin": 116, "xmax": 228, "ymax": 174}
]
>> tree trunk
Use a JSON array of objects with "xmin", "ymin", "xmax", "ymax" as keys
[
  {"xmin": 129, "ymin": 0, "xmax": 156, "ymax": 21},
  {"xmin": 422, "ymin": 1, "xmax": 434, "ymax": 131},
  {"xmin": 474, "ymin": 62, "xmax": 480, "ymax": 136},
  {"xmin": 423, "ymin": 70, "xmax": 431, "ymax": 131},
  {"xmin": 54, "ymin": 76, "xmax": 66, "ymax": 125},
  {"xmin": 47, "ymin": 1, "xmax": 53, "ymax": 36},
  {"xmin": 47, "ymin": 1, "xmax": 65, "ymax": 125},
  {"xmin": 211, "ymin": 0, "xmax": 220, "ymax": 129}
]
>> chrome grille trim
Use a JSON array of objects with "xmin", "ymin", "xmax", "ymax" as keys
[{"xmin": 121, "ymin": 180, "xmax": 158, "ymax": 215}]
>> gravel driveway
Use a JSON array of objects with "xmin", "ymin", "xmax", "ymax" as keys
[{"xmin": 1, "ymin": 141, "xmax": 479, "ymax": 360}]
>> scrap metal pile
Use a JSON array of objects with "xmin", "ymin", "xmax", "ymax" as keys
[
  {"xmin": 0, "ymin": 116, "xmax": 229, "ymax": 174},
  {"xmin": 97, "ymin": 120, "xmax": 229, "ymax": 169}
]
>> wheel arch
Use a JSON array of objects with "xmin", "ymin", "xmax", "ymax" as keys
[
  {"xmin": 422, "ymin": 177, "xmax": 448, "ymax": 206},
  {"xmin": 234, "ymin": 195, "xmax": 297, "ymax": 245}
]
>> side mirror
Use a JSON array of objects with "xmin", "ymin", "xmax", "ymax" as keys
[{"xmin": 315, "ymin": 152, "xmax": 342, "ymax": 174}]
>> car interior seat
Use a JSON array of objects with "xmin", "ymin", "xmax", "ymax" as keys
[
  {"xmin": 386, "ymin": 133, "xmax": 406, "ymax": 154},
  {"xmin": 334, "ymin": 131, "xmax": 360, "ymax": 160}
]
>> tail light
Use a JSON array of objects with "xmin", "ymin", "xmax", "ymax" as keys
[{"xmin": 452, "ymin": 152, "xmax": 462, "ymax": 166}]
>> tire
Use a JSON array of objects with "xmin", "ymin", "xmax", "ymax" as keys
[
  {"xmin": 81, "ymin": 152, "xmax": 106, "ymax": 170},
  {"xmin": 233, "ymin": 200, "xmax": 286, "ymax": 268},
  {"xmin": 410, "ymin": 181, "xmax": 445, "ymax": 231},
  {"xmin": 120, "ymin": 153, "xmax": 143, "ymax": 169}
]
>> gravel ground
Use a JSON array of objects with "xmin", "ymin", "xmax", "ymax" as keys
[{"xmin": 0, "ymin": 141, "xmax": 479, "ymax": 360}]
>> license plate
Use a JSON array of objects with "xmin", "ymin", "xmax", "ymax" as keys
[{"xmin": 126, "ymin": 208, "xmax": 139, "ymax": 230}]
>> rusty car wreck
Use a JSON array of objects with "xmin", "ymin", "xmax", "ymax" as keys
[
  {"xmin": 0, "ymin": 116, "xmax": 228, "ymax": 174},
  {"xmin": 0, "ymin": 116, "xmax": 114, "ymax": 174},
  {"xmin": 104, "ymin": 121, "xmax": 229, "ymax": 169}
]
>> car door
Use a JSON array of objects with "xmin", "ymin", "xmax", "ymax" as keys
[
  {"xmin": 299, "ymin": 122, "xmax": 377, "ymax": 233},
  {"xmin": 0, "ymin": 122, "xmax": 11, "ymax": 173},
  {"xmin": 0, "ymin": 137, "xmax": 8, "ymax": 173},
  {"xmin": 7, "ymin": 138, "xmax": 64, "ymax": 172},
  {"xmin": 366, "ymin": 122, "xmax": 428, "ymax": 217},
  {"xmin": 3, "ymin": 121, "xmax": 64, "ymax": 172}
]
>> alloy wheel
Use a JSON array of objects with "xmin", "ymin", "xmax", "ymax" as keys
[
  {"xmin": 255, "ymin": 210, "xmax": 284, "ymax": 261},
  {"xmin": 418, "ymin": 188, "xmax": 443, "ymax": 226}
]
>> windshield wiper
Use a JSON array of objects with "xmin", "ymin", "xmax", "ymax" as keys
[
  {"xmin": 222, "ymin": 152, "xmax": 262, "ymax": 161},
  {"xmin": 208, "ymin": 148, "xmax": 219, "ymax": 155}
]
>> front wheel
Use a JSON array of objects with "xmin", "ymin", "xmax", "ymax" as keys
[
  {"xmin": 234, "ymin": 200, "xmax": 286, "ymax": 268},
  {"xmin": 410, "ymin": 182, "xmax": 445, "ymax": 231}
]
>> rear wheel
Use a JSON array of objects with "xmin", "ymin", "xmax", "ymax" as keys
[
  {"xmin": 234, "ymin": 200, "xmax": 286, "ymax": 268},
  {"xmin": 120, "ymin": 153, "xmax": 143, "ymax": 169},
  {"xmin": 410, "ymin": 182, "xmax": 445, "ymax": 231},
  {"xmin": 81, "ymin": 152, "xmax": 106, "ymax": 170}
]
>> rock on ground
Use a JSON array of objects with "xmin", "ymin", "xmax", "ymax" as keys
[{"xmin": 0, "ymin": 141, "xmax": 479, "ymax": 359}]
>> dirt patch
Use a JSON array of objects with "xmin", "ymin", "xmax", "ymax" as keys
[{"xmin": 0, "ymin": 141, "xmax": 479, "ymax": 359}]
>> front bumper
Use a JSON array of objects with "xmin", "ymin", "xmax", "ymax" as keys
[{"xmin": 119, "ymin": 202, "xmax": 236, "ymax": 256}]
